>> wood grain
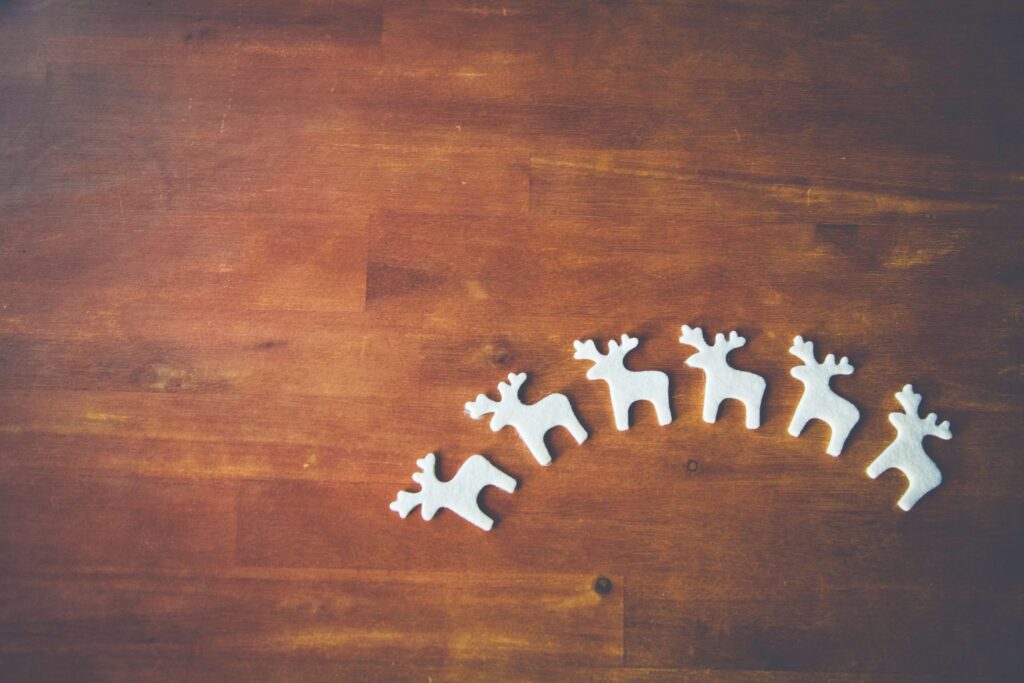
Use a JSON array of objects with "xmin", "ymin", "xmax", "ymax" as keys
[{"xmin": 1, "ymin": 0, "xmax": 1022, "ymax": 680}]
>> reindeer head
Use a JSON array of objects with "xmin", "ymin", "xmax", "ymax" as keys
[
  {"xmin": 679, "ymin": 325, "xmax": 746, "ymax": 370},
  {"xmin": 893, "ymin": 384, "xmax": 952, "ymax": 441},
  {"xmin": 573, "ymin": 335, "xmax": 638, "ymax": 380},
  {"xmin": 389, "ymin": 453, "xmax": 441, "ymax": 519},
  {"xmin": 464, "ymin": 372, "xmax": 528, "ymax": 430},
  {"xmin": 789, "ymin": 335, "xmax": 854, "ymax": 383}
]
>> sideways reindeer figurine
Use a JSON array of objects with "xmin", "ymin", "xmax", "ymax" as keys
[
  {"xmin": 390, "ymin": 453, "xmax": 516, "ymax": 531},
  {"xmin": 465, "ymin": 372, "xmax": 587, "ymax": 466},
  {"xmin": 788, "ymin": 335, "xmax": 860, "ymax": 456},
  {"xmin": 573, "ymin": 334, "xmax": 672, "ymax": 431},
  {"xmin": 866, "ymin": 384, "xmax": 952, "ymax": 511},
  {"xmin": 679, "ymin": 325, "xmax": 766, "ymax": 429}
]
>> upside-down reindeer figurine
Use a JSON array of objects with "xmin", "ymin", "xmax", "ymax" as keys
[
  {"xmin": 787, "ymin": 335, "xmax": 860, "ymax": 456},
  {"xmin": 573, "ymin": 334, "xmax": 672, "ymax": 431},
  {"xmin": 679, "ymin": 325, "xmax": 766, "ymax": 429},
  {"xmin": 390, "ymin": 453, "xmax": 516, "ymax": 531},
  {"xmin": 465, "ymin": 372, "xmax": 587, "ymax": 466},
  {"xmin": 866, "ymin": 384, "xmax": 952, "ymax": 511}
]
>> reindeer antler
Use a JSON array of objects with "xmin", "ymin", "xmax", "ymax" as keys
[
  {"xmin": 789, "ymin": 335, "xmax": 817, "ymax": 365},
  {"xmin": 389, "ymin": 453, "xmax": 439, "ymax": 518},
  {"xmin": 894, "ymin": 385, "xmax": 952, "ymax": 440},
  {"xmin": 821, "ymin": 353, "xmax": 854, "ymax": 376},
  {"xmin": 501, "ymin": 372, "xmax": 528, "ymax": 398},
  {"xmin": 411, "ymin": 453, "xmax": 437, "ymax": 485},
  {"xmin": 924, "ymin": 412, "xmax": 952, "ymax": 440},
  {"xmin": 464, "ymin": 394, "xmax": 499, "ymax": 420},
  {"xmin": 679, "ymin": 324, "xmax": 709, "ymax": 350},
  {"xmin": 619, "ymin": 334, "xmax": 639, "ymax": 353},
  {"xmin": 791, "ymin": 336, "xmax": 854, "ymax": 376},
  {"xmin": 573, "ymin": 339, "xmax": 603, "ymax": 362},
  {"xmin": 496, "ymin": 372, "xmax": 525, "ymax": 401},
  {"xmin": 601, "ymin": 334, "xmax": 638, "ymax": 360},
  {"xmin": 894, "ymin": 384, "xmax": 924, "ymax": 417},
  {"xmin": 468, "ymin": 372, "xmax": 529, "ymax": 417},
  {"xmin": 716, "ymin": 330, "xmax": 746, "ymax": 350}
]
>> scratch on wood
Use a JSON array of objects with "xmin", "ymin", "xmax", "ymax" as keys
[
  {"xmin": 84, "ymin": 411, "xmax": 130, "ymax": 422},
  {"xmin": 220, "ymin": 8, "xmax": 243, "ymax": 134},
  {"xmin": 885, "ymin": 241, "xmax": 959, "ymax": 268},
  {"xmin": 531, "ymin": 156, "xmax": 997, "ymax": 214},
  {"xmin": 116, "ymin": 190, "xmax": 126, "ymax": 227}
]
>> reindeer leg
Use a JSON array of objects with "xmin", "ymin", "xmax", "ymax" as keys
[
  {"xmin": 564, "ymin": 415, "xmax": 588, "ymax": 444},
  {"xmin": 653, "ymin": 389, "xmax": 672, "ymax": 426},
  {"xmin": 702, "ymin": 388, "xmax": 719, "ymax": 424},
  {"xmin": 787, "ymin": 403, "xmax": 810, "ymax": 438},
  {"xmin": 866, "ymin": 447, "xmax": 894, "ymax": 480},
  {"xmin": 523, "ymin": 433, "xmax": 552, "ymax": 466},
  {"xmin": 490, "ymin": 469, "xmax": 517, "ymax": 494},
  {"xmin": 897, "ymin": 474, "xmax": 939, "ymax": 512},
  {"xmin": 897, "ymin": 457, "xmax": 941, "ymax": 511},
  {"xmin": 549, "ymin": 396, "xmax": 587, "ymax": 444},
  {"xmin": 450, "ymin": 460, "xmax": 516, "ymax": 530},
  {"xmin": 612, "ymin": 396, "xmax": 630, "ymax": 431},
  {"xmin": 826, "ymin": 419, "xmax": 853, "ymax": 457},
  {"xmin": 452, "ymin": 501, "xmax": 495, "ymax": 531},
  {"xmin": 826, "ymin": 402, "xmax": 859, "ymax": 457},
  {"xmin": 744, "ymin": 395, "xmax": 761, "ymax": 429},
  {"xmin": 898, "ymin": 482, "xmax": 939, "ymax": 511}
]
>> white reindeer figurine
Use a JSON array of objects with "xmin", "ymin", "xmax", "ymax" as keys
[
  {"xmin": 788, "ymin": 335, "xmax": 860, "ymax": 456},
  {"xmin": 679, "ymin": 325, "xmax": 766, "ymax": 429},
  {"xmin": 465, "ymin": 372, "xmax": 587, "ymax": 466},
  {"xmin": 573, "ymin": 334, "xmax": 672, "ymax": 431},
  {"xmin": 390, "ymin": 453, "xmax": 516, "ymax": 531},
  {"xmin": 866, "ymin": 384, "xmax": 952, "ymax": 511}
]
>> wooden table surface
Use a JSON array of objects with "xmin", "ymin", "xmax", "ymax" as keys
[{"xmin": 2, "ymin": 1, "xmax": 1022, "ymax": 680}]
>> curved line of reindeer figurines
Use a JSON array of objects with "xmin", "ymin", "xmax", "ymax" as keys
[{"xmin": 390, "ymin": 326, "xmax": 954, "ymax": 531}]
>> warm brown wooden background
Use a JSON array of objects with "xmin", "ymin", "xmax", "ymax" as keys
[{"xmin": 1, "ymin": 0, "xmax": 1022, "ymax": 680}]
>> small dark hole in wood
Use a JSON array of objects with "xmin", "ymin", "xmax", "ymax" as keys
[
  {"xmin": 687, "ymin": 459, "xmax": 700, "ymax": 472},
  {"xmin": 593, "ymin": 576, "xmax": 613, "ymax": 596}
]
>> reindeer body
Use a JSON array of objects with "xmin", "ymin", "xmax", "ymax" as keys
[
  {"xmin": 466, "ymin": 373, "xmax": 587, "ymax": 466},
  {"xmin": 679, "ymin": 325, "xmax": 766, "ymax": 429},
  {"xmin": 504, "ymin": 393, "xmax": 587, "ymax": 465},
  {"xmin": 602, "ymin": 369, "xmax": 671, "ymax": 432},
  {"xmin": 697, "ymin": 367, "xmax": 765, "ymax": 428},
  {"xmin": 866, "ymin": 385, "xmax": 951, "ymax": 511},
  {"xmin": 787, "ymin": 336, "xmax": 860, "ymax": 456},
  {"xmin": 573, "ymin": 335, "xmax": 672, "ymax": 431},
  {"xmin": 390, "ymin": 453, "xmax": 516, "ymax": 531},
  {"xmin": 789, "ymin": 387, "xmax": 860, "ymax": 455}
]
